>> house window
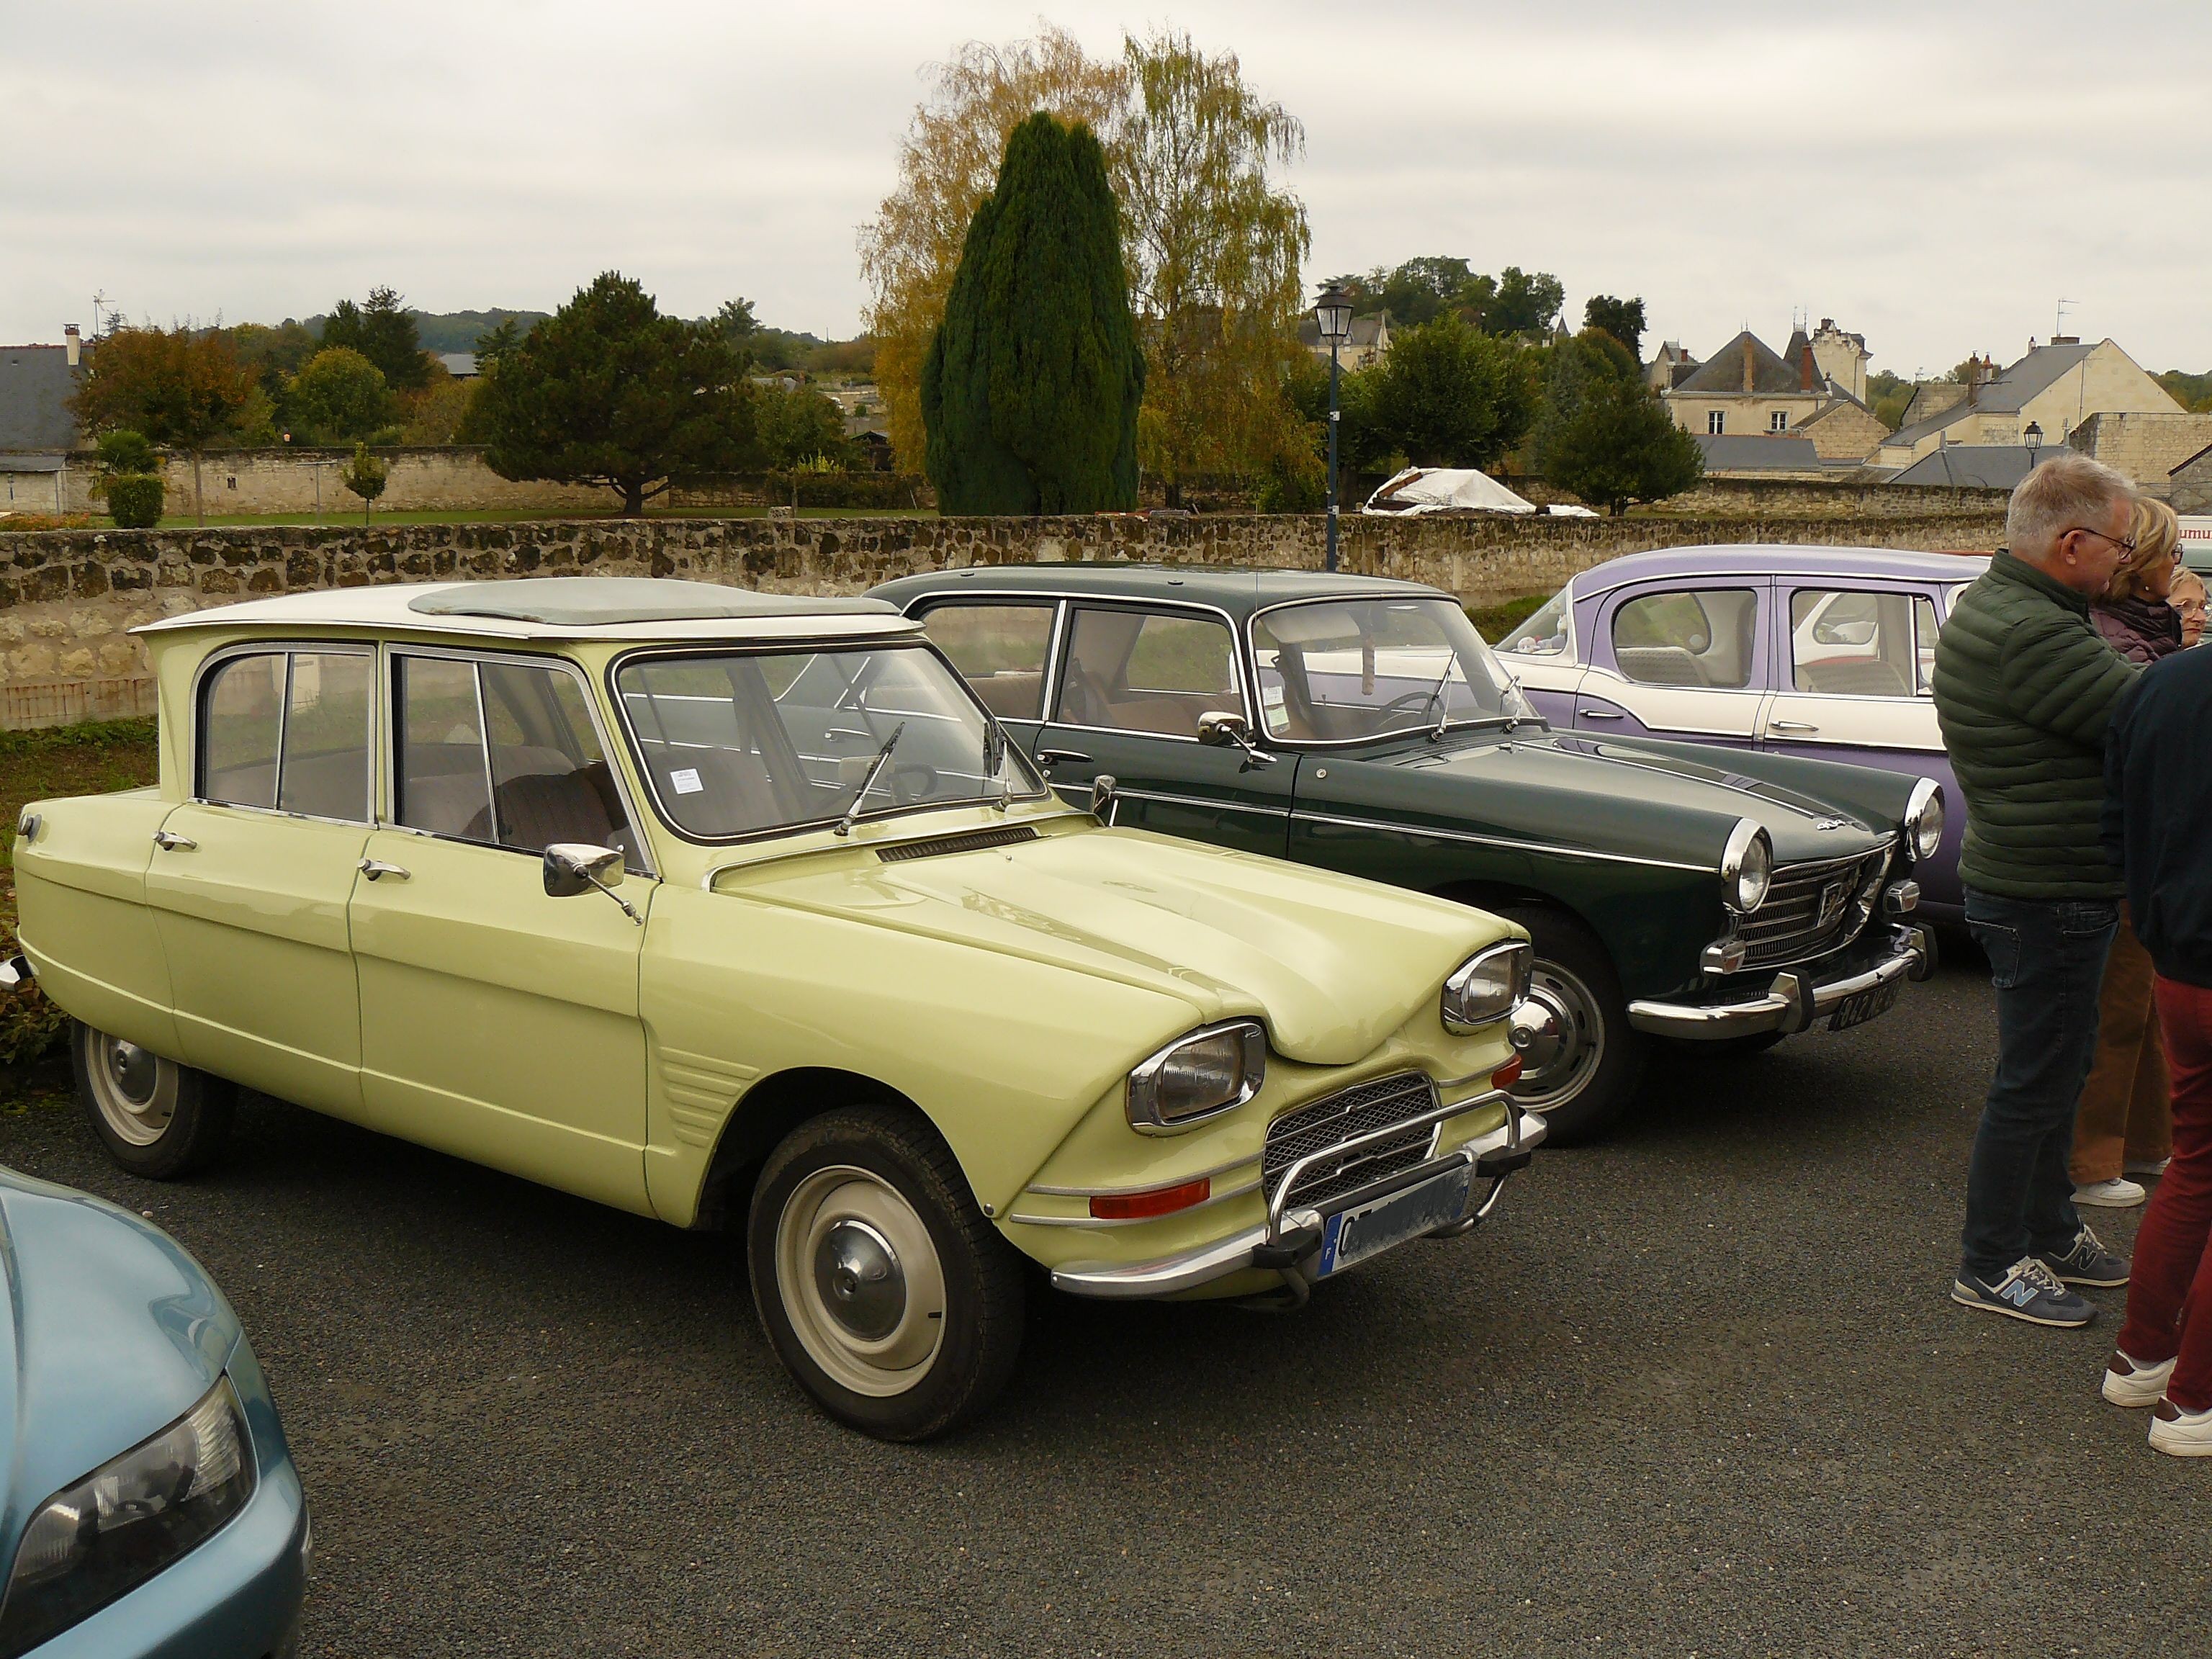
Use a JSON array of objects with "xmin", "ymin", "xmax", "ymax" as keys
[
  {"xmin": 1707, "ymin": 410, "xmax": 1725, "ymax": 435},
  {"xmin": 1770, "ymin": 410, "xmax": 1789, "ymax": 432}
]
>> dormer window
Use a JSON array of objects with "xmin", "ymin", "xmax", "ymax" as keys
[{"xmin": 1770, "ymin": 411, "xmax": 1789, "ymax": 432}]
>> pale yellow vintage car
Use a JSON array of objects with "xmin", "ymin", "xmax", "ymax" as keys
[{"xmin": 12, "ymin": 578, "xmax": 1540, "ymax": 1439}]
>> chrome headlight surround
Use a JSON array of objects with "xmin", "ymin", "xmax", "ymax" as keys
[
  {"xmin": 1719, "ymin": 817, "xmax": 1773, "ymax": 914},
  {"xmin": 1441, "ymin": 940, "xmax": 1533, "ymax": 1033},
  {"xmin": 1126, "ymin": 1020, "xmax": 1267, "ymax": 1134},
  {"xmin": 1904, "ymin": 777, "xmax": 1945, "ymax": 863},
  {"xmin": 0, "ymin": 1376, "xmax": 256, "ymax": 1656}
]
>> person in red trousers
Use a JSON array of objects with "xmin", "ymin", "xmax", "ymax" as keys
[{"xmin": 2100, "ymin": 631, "xmax": 2212, "ymax": 1455}]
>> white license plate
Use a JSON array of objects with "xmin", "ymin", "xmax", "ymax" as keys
[{"xmin": 1315, "ymin": 1164, "xmax": 1474, "ymax": 1278}]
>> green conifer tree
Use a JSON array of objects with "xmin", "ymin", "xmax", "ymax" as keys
[{"xmin": 922, "ymin": 112, "xmax": 1143, "ymax": 514}]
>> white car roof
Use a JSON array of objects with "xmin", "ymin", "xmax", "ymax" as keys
[{"xmin": 133, "ymin": 578, "xmax": 920, "ymax": 644}]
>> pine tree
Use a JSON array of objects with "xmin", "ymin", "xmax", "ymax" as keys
[{"xmin": 922, "ymin": 112, "xmax": 1143, "ymax": 514}]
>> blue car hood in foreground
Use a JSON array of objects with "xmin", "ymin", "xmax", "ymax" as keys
[{"xmin": 0, "ymin": 1166, "xmax": 240, "ymax": 1568}]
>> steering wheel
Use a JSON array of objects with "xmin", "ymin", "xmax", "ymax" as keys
[{"xmin": 1374, "ymin": 688, "xmax": 1449, "ymax": 723}]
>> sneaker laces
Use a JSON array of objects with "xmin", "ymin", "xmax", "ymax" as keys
[
  {"xmin": 2075, "ymin": 1224, "xmax": 2108, "ymax": 1259},
  {"xmin": 2015, "ymin": 1258, "xmax": 2070, "ymax": 1298}
]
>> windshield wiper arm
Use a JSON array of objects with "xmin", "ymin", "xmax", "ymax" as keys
[
  {"xmin": 1425, "ymin": 657, "xmax": 1459, "ymax": 741},
  {"xmin": 832, "ymin": 721, "xmax": 905, "ymax": 837}
]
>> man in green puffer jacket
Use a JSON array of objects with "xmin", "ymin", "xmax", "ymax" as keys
[{"xmin": 1934, "ymin": 453, "xmax": 2143, "ymax": 1328}]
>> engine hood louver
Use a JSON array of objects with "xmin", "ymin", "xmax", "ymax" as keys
[{"xmin": 875, "ymin": 825, "xmax": 1041, "ymax": 863}]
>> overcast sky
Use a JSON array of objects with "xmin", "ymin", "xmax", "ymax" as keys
[{"xmin": 9, "ymin": 1, "xmax": 2211, "ymax": 376}]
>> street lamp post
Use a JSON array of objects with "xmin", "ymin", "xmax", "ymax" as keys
[
  {"xmin": 1313, "ymin": 283, "xmax": 1354, "ymax": 573},
  {"xmin": 2023, "ymin": 420, "xmax": 2043, "ymax": 467}
]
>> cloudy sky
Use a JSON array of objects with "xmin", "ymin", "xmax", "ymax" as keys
[{"xmin": 9, "ymin": 1, "xmax": 2210, "ymax": 376}]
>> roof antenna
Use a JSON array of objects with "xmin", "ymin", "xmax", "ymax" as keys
[{"xmin": 2055, "ymin": 297, "xmax": 2074, "ymax": 340}]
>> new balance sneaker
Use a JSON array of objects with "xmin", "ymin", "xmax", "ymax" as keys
[
  {"xmin": 2103, "ymin": 1349, "xmax": 2178, "ymax": 1408},
  {"xmin": 2073, "ymin": 1177, "xmax": 2148, "ymax": 1209},
  {"xmin": 1952, "ymin": 1258, "xmax": 2095, "ymax": 1326},
  {"xmin": 2149, "ymin": 1398, "xmax": 2212, "ymax": 1458},
  {"xmin": 2038, "ymin": 1224, "xmax": 2131, "ymax": 1287},
  {"xmin": 2124, "ymin": 1157, "xmax": 2172, "ymax": 1179}
]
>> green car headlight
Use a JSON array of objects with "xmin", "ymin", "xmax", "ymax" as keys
[
  {"xmin": 1441, "ymin": 940, "xmax": 1532, "ymax": 1033},
  {"xmin": 1905, "ymin": 778, "xmax": 1945, "ymax": 863},
  {"xmin": 1720, "ymin": 818, "xmax": 1773, "ymax": 914},
  {"xmin": 1126, "ymin": 1022, "xmax": 1267, "ymax": 1133},
  {"xmin": 0, "ymin": 1377, "xmax": 256, "ymax": 1656}
]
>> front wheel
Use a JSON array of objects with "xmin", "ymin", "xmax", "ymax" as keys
[
  {"xmin": 747, "ymin": 1105, "xmax": 1025, "ymax": 1441},
  {"xmin": 72, "ymin": 1020, "xmax": 236, "ymax": 1179},
  {"xmin": 1495, "ymin": 906, "xmax": 1645, "ymax": 1145}
]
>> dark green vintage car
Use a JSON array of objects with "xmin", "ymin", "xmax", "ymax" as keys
[{"xmin": 870, "ymin": 565, "xmax": 1942, "ymax": 1141}]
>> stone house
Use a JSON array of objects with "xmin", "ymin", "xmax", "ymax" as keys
[
  {"xmin": 1663, "ymin": 323, "xmax": 1884, "ymax": 461},
  {"xmin": 1871, "ymin": 338, "xmax": 2182, "ymax": 470},
  {"xmin": 2064, "ymin": 410, "xmax": 2212, "ymax": 495},
  {"xmin": 1645, "ymin": 340, "xmax": 1698, "ymax": 392},
  {"xmin": 0, "ymin": 325, "xmax": 85, "ymax": 514},
  {"xmin": 2171, "ymin": 441, "xmax": 2212, "ymax": 515},
  {"xmin": 1297, "ymin": 311, "xmax": 1391, "ymax": 370}
]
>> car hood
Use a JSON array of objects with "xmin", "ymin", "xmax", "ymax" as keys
[
  {"xmin": 0, "ymin": 1167, "xmax": 238, "ymax": 1552},
  {"xmin": 716, "ymin": 824, "xmax": 1500, "ymax": 1067},
  {"xmin": 1336, "ymin": 729, "xmax": 1894, "ymax": 867}
]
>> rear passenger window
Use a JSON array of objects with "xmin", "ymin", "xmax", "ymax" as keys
[
  {"xmin": 199, "ymin": 649, "xmax": 372, "ymax": 821},
  {"xmin": 1788, "ymin": 589, "xmax": 1923, "ymax": 698},
  {"xmin": 920, "ymin": 603, "xmax": 1055, "ymax": 722},
  {"xmin": 1611, "ymin": 590, "xmax": 1759, "ymax": 690},
  {"xmin": 1056, "ymin": 608, "xmax": 1239, "ymax": 738}
]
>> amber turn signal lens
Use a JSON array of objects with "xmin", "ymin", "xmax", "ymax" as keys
[
  {"xmin": 1491, "ymin": 1056, "xmax": 1524, "ymax": 1090},
  {"xmin": 1089, "ymin": 1177, "xmax": 1211, "ymax": 1220}
]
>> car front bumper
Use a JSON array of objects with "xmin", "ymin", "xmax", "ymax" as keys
[
  {"xmin": 1049, "ymin": 1098, "xmax": 1547, "ymax": 1300},
  {"xmin": 1624, "ymin": 922, "xmax": 1938, "ymax": 1041}
]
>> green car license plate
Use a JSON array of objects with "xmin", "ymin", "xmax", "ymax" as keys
[
  {"xmin": 1315, "ymin": 1164, "xmax": 1473, "ymax": 1278},
  {"xmin": 1828, "ymin": 977, "xmax": 1900, "ymax": 1033}
]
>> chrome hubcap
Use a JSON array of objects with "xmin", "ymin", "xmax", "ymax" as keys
[
  {"xmin": 78, "ymin": 1024, "xmax": 179, "ymax": 1146},
  {"xmin": 813, "ymin": 1218, "xmax": 906, "ymax": 1341},
  {"xmin": 109, "ymin": 1040, "xmax": 158, "ymax": 1105},
  {"xmin": 1508, "ymin": 963, "xmax": 1606, "ymax": 1111},
  {"xmin": 775, "ymin": 1165, "xmax": 945, "ymax": 1398}
]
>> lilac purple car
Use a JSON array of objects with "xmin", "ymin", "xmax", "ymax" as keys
[{"xmin": 1498, "ymin": 547, "xmax": 1985, "ymax": 920}]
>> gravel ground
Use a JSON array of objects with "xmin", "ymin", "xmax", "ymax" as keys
[{"xmin": 7, "ymin": 956, "xmax": 2209, "ymax": 1658}]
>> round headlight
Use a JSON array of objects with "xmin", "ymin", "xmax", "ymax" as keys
[
  {"xmin": 1126, "ymin": 1021, "xmax": 1267, "ymax": 1133},
  {"xmin": 1441, "ymin": 940, "xmax": 1532, "ymax": 1033},
  {"xmin": 1720, "ymin": 818, "xmax": 1772, "ymax": 913},
  {"xmin": 1905, "ymin": 778, "xmax": 1945, "ymax": 863}
]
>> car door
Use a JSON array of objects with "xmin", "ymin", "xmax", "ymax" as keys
[
  {"xmin": 1571, "ymin": 581, "xmax": 1773, "ymax": 744},
  {"xmin": 348, "ymin": 648, "xmax": 655, "ymax": 1215},
  {"xmin": 1030, "ymin": 601, "xmax": 1293, "ymax": 857},
  {"xmin": 145, "ymin": 644, "xmax": 374, "ymax": 1118}
]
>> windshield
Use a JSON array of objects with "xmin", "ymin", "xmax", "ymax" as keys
[
  {"xmin": 614, "ymin": 644, "xmax": 1047, "ymax": 840},
  {"xmin": 1249, "ymin": 597, "xmax": 1522, "ymax": 744}
]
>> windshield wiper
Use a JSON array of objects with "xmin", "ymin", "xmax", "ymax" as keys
[
  {"xmin": 1424, "ymin": 657, "xmax": 1459, "ymax": 741},
  {"xmin": 831, "ymin": 721, "xmax": 905, "ymax": 837}
]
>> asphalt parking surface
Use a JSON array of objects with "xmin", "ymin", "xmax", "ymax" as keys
[{"xmin": 9, "ymin": 954, "xmax": 2212, "ymax": 1659}]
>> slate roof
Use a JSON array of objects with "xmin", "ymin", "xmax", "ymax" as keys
[
  {"xmin": 0, "ymin": 346, "xmax": 81, "ymax": 452},
  {"xmin": 1295, "ymin": 313, "xmax": 1390, "ymax": 351},
  {"xmin": 2169, "ymin": 439, "xmax": 2212, "ymax": 479},
  {"xmin": 1690, "ymin": 433, "xmax": 1824, "ymax": 472},
  {"xmin": 1880, "ymin": 342, "xmax": 2099, "ymax": 449},
  {"xmin": 1884, "ymin": 444, "xmax": 2049, "ymax": 490},
  {"xmin": 1671, "ymin": 331, "xmax": 1808, "ymax": 397}
]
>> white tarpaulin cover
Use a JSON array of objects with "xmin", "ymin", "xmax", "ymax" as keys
[{"xmin": 1361, "ymin": 467, "xmax": 1538, "ymax": 515}]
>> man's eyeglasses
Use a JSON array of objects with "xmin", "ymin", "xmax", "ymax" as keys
[{"xmin": 2069, "ymin": 526, "xmax": 2139, "ymax": 557}]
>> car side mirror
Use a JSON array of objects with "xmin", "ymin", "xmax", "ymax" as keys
[
  {"xmin": 1197, "ymin": 711, "xmax": 1249, "ymax": 747},
  {"xmin": 544, "ymin": 843, "xmax": 642, "ymax": 925}
]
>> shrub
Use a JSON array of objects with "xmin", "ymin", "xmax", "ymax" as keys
[
  {"xmin": 105, "ymin": 473, "xmax": 166, "ymax": 528},
  {"xmin": 95, "ymin": 428, "xmax": 160, "ymax": 475}
]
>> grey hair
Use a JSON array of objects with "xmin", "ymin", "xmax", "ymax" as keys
[{"xmin": 2006, "ymin": 453, "xmax": 2136, "ymax": 554}]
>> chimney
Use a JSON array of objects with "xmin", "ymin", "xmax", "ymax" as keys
[
  {"xmin": 1741, "ymin": 337, "xmax": 1755, "ymax": 394},
  {"xmin": 63, "ymin": 324, "xmax": 81, "ymax": 368},
  {"xmin": 1799, "ymin": 341, "xmax": 1816, "ymax": 392}
]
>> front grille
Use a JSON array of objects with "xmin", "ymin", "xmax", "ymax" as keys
[
  {"xmin": 876, "ymin": 825, "xmax": 1039, "ymax": 863},
  {"xmin": 1737, "ymin": 849, "xmax": 1889, "ymax": 967},
  {"xmin": 1263, "ymin": 1071, "xmax": 1440, "ymax": 1214}
]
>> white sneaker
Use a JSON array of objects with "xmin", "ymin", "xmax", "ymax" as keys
[
  {"xmin": 2074, "ymin": 1177, "xmax": 2148, "ymax": 1208},
  {"xmin": 2104, "ymin": 1349, "xmax": 2178, "ymax": 1408},
  {"xmin": 2149, "ymin": 1398, "xmax": 2212, "ymax": 1457},
  {"xmin": 2125, "ymin": 1158, "xmax": 2172, "ymax": 1178}
]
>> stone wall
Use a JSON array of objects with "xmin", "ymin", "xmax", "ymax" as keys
[
  {"xmin": 0, "ymin": 509, "xmax": 2005, "ymax": 727},
  {"xmin": 1641, "ymin": 476, "xmax": 2009, "ymax": 519},
  {"xmin": 2066, "ymin": 411, "xmax": 2212, "ymax": 493}
]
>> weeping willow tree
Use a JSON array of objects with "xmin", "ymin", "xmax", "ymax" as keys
[{"xmin": 922, "ymin": 112, "xmax": 1143, "ymax": 513}]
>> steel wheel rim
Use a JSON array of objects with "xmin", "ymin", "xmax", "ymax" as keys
[
  {"xmin": 775, "ymin": 1164, "xmax": 945, "ymax": 1398},
  {"xmin": 1509, "ymin": 960, "xmax": 1607, "ymax": 1112},
  {"xmin": 80, "ymin": 1025, "xmax": 179, "ymax": 1146}
]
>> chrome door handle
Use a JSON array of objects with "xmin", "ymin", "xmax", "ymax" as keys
[
  {"xmin": 358, "ymin": 859, "xmax": 411, "ymax": 881},
  {"xmin": 151, "ymin": 830, "xmax": 198, "ymax": 851},
  {"xmin": 1035, "ymin": 748, "xmax": 1092, "ymax": 766},
  {"xmin": 1770, "ymin": 720, "xmax": 1820, "ymax": 733},
  {"xmin": 1576, "ymin": 709, "xmax": 1624, "ymax": 720}
]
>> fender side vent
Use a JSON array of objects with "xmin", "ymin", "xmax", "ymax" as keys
[{"xmin": 876, "ymin": 825, "xmax": 1040, "ymax": 863}]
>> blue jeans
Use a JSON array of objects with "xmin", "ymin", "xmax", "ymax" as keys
[{"xmin": 1959, "ymin": 889, "xmax": 2120, "ymax": 1278}]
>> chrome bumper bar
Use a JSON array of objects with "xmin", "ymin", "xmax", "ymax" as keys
[
  {"xmin": 1048, "ymin": 1096, "xmax": 1547, "ymax": 1300},
  {"xmin": 1625, "ymin": 923, "xmax": 1937, "ymax": 1041}
]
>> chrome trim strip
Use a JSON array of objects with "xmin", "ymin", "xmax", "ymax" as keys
[
  {"xmin": 1109, "ymin": 786, "xmax": 1290, "ymax": 821},
  {"xmin": 1627, "ymin": 929, "xmax": 1925, "ymax": 1040},
  {"xmin": 1289, "ymin": 808, "xmax": 1712, "ymax": 873}
]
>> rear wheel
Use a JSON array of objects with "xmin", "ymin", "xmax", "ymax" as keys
[
  {"xmin": 72, "ymin": 1020, "xmax": 236, "ymax": 1179},
  {"xmin": 747, "ymin": 1105, "xmax": 1025, "ymax": 1441},
  {"xmin": 1495, "ymin": 906, "xmax": 1645, "ymax": 1145}
]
